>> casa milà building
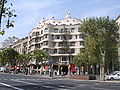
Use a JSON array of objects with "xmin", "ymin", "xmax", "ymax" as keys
[{"xmin": 28, "ymin": 12, "xmax": 85, "ymax": 70}]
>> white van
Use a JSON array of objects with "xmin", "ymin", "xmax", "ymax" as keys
[{"xmin": 105, "ymin": 71, "xmax": 120, "ymax": 80}]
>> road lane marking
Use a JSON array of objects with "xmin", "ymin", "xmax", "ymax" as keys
[
  {"xmin": 11, "ymin": 79, "xmax": 38, "ymax": 86},
  {"xmin": 0, "ymin": 82, "xmax": 24, "ymax": 90},
  {"xmin": 11, "ymin": 79, "xmax": 56, "ymax": 89},
  {"xmin": 11, "ymin": 79, "xmax": 74, "ymax": 89},
  {"xmin": 91, "ymin": 87, "xmax": 114, "ymax": 90}
]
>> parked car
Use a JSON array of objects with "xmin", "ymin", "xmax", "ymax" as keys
[
  {"xmin": 0, "ymin": 67, "xmax": 6, "ymax": 72},
  {"xmin": 105, "ymin": 71, "xmax": 120, "ymax": 80},
  {"xmin": 112, "ymin": 71, "xmax": 120, "ymax": 75}
]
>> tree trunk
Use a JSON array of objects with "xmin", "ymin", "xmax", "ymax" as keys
[
  {"xmin": 100, "ymin": 51, "xmax": 105, "ymax": 81},
  {"xmin": 92, "ymin": 65, "xmax": 95, "ymax": 75},
  {"xmin": 79, "ymin": 66, "xmax": 81, "ymax": 75},
  {"xmin": 100, "ymin": 65, "xmax": 105, "ymax": 81}
]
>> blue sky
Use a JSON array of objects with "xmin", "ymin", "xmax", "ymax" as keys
[{"xmin": 0, "ymin": 0, "xmax": 120, "ymax": 44}]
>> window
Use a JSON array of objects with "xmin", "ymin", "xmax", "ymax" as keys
[
  {"xmin": 80, "ymin": 41, "xmax": 84, "ymax": 46},
  {"xmin": 45, "ymin": 28, "xmax": 48, "ymax": 30},
  {"xmin": 62, "ymin": 57, "xmax": 67, "ymax": 61},
  {"xmin": 76, "ymin": 35, "xmax": 77, "ymax": 39},
  {"xmin": 41, "ymin": 30, "xmax": 43, "ymax": 34},
  {"xmin": 41, "ymin": 36, "xmax": 44, "ymax": 40},
  {"xmin": 54, "ymin": 49, "xmax": 57, "ymax": 53},
  {"xmin": 58, "ymin": 42, "xmax": 69, "ymax": 47},
  {"xmin": 35, "ymin": 44, "xmax": 40, "ymax": 48},
  {"xmin": 43, "ymin": 41, "xmax": 48, "ymax": 46},
  {"xmin": 54, "ymin": 29, "xmax": 58, "ymax": 33},
  {"xmin": 53, "ymin": 42, "xmax": 56, "ymax": 46},
  {"xmin": 71, "ymin": 49, "xmax": 75, "ymax": 54},
  {"xmin": 78, "ymin": 27, "xmax": 82, "ymax": 32},
  {"xmin": 36, "ymin": 32, "xmax": 39, "ymax": 36},
  {"xmin": 32, "ymin": 32, "xmax": 36, "ymax": 36},
  {"xmin": 71, "ymin": 28, "xmax": 75, "ymax": 32},
  {"xmin": 70, "ymin": 42, "xmax": 75, "ymax": 46},
  {"xmin": 59, "ymin": 29, "xmax": 63, "ymax": 33},
  {"xmin": 55, "ymin": 35, "xmax": 60, "ymax": 39},
  {"xmin": 67, "ymin": 20, "xmax": 69, "ymax": 22},
  {"xmin": 44, "ymin": 34, "xmax": 48, "ymax": 39},
  {"xmin": 69, "ymin": 35, "xmax": 72, "ymax": 39},
  {"xmin": 79, "ymin": 34, "xmax": 84, "ymax": 39},
  {"xmin": 64, "ymin": 28, "xmax": 69, "ymax": 33},
  {"xmin": 44, "ymin": 28, "xmax": 48, "ymax": 32},
  {"xmin": 51, "ymin": 35, "xmax": 54, "ymax": 40},
  {"xmin": 61, "ymin": 35, "xmax": 68, "ymax": 40},
  {"xmin": 35, "ymin": 38, "xmax": 39, "ymax": 42}
]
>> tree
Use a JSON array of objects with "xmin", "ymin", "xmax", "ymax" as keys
[
  {"xmin": 0, "ymin": 0, "xmax": 16, "ymax": 35},
  {"xmin": 73, "ymin": 50, "xmax": 89, "ymax": 75},
  {"xmin": 2, "ymin": 48, "xmax": 19, "ymax": 66},
  {"xmin": 80, "ymin": 17, "xmax": 119, "ymax": 81},
  {"xmin": 73, "ymin": 46, "xmax": 98, "ymax": 75},
  {"xmin": 17, "ymin": 53, "xmax": 33, "ymax": 67},
  {"xmin": 0, "ymin": 51, "xmax": 6, "ymax": 66},
  {"xmin": 33, "ymin": 49, "xmax": 50, "ymax": 64}
]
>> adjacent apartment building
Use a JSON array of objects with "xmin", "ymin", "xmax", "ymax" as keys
[
  {"xmin": 12, "ymin": 36, "xmax": 28, "ymax": 54},
  {"xmin": 0, "ymin": 36, "xmax": 19, "ymax": 50}
]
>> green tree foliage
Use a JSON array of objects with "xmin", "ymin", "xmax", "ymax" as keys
[
  {"xmin": 0, "ymin": 51, "xmax": 6, "ymax": 66},
  {"xmin": 17, "ymin": 53, "xmax": 33, "ymax": 66},
  {"xmin": 0, "ymin": 0, "xmax": 17, "ymax": 35},
  {"xmin": 74, "ymin": 17, "xmax": 119, "ymax": 80},
  {"xmin": 33, "ymin": 49, "xmax": 50, "ymax": 64},
  {"xmin": 2, "ymin": 48, "xmax": 19, "ymax": 66},
  {"xmin": 83, "ymin": 17, "xmax": 119, "ymax": 80},
  {"xmin": 73, "ymin": 50, "xmax": 89, "ymax": 67}
]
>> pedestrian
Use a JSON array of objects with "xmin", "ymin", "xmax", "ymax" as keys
[{"xmin": 54, "ymin": 70, "xmax": 57, "ymax": 75}]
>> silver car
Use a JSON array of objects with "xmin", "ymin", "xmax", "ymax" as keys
[{"xmin": 105, "ymin": 72, "xmax": 120, "ymax": 80}]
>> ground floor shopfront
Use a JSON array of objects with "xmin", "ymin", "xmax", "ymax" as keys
[{"xmin": 27, "ymin": 64, "xmax": 69, "ymax": 75}]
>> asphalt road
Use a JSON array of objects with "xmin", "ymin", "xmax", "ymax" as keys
[{"xmin": 0, "ymin": 73, "xmax": 120, "ymax": 90}]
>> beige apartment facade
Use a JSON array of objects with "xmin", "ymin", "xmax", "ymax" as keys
[
  {"xmin": 12, "ymin": 36, "xmax": 28, "ymax": 54},
  {"xmin": 28, "ymin": 12, "xmax": 85, "ymax": 71}
]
